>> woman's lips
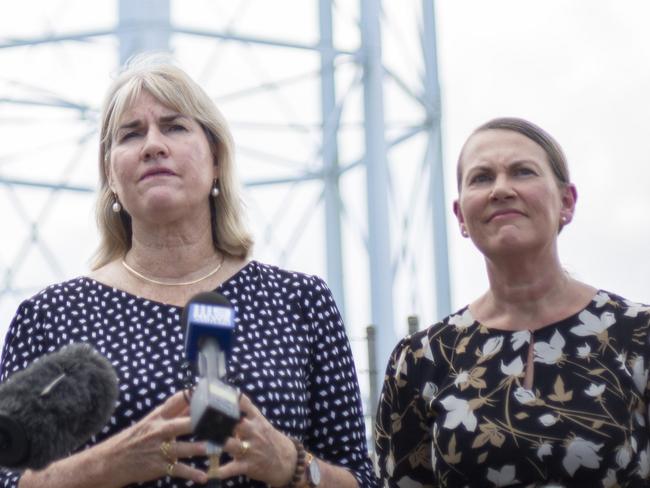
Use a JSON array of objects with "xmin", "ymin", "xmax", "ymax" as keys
[
  {"xmin": 140, "ymin": 169, "xmax": 176, "ymax": 181},
  {"xmin": 487, "ymin": 210, "xmax": 523, "ymax": 222}
]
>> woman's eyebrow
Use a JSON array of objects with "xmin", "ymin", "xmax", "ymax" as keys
[{"xmin": 117, "ymin": 113, "xmax": 188, "ymax": 131}]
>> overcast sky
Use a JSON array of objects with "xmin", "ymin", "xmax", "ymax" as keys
[{"xmin": 1, "ymin": 1, "xmax": 649, "ymax": 374}]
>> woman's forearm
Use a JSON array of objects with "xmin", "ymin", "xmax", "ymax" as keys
[{"xmin": 18, "ymin": 442, "xmax": 120, "ymax": 488}]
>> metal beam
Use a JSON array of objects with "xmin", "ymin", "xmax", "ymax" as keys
[
  {"xmin": 360, "ymin": 0, "xmax": 397, "ymax": 392},
  {"xmin": 174, "ymin": 26, "xmax": 356, "ymax": 56},
  {"xmin": 0, "ymin": 30, "xmax": 113, "ymax": 49},
  {"xmin": 0, "ymin": 177, "xmax": 94, "ymax": 193},
  {"xmin": 422, "ymin": 0, "xmax": 451, "ymax": 319},
  {"xmin": 118, "ymin": 0, "xmax": 171, "ymax": 65},
  {"xmin": 319, "ymin": 0, "xmax": 346, "ymax": 321}
]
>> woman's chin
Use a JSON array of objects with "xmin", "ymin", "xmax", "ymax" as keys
[
  {"xmin": 134, "ymin": 196, "xmax": 206, "ymax": 223},
  {"xmin": 480, "ymin": 233, "xmax": 537, "ymax": 257}
]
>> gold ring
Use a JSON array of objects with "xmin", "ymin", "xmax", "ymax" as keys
[
  {"xmin": 160, "ymin": 440, "xmax": 173, "ymax": 460},
  {"xmin": 166, "ymin": 460, "xmax": 178, "ymax": 477},
  {"xmin": 239, "ymin": 439, "xmax": 251, "ymax": 457}
]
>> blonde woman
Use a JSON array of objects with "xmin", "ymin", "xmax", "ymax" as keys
[{"xmin": 0, "ymin": 57, "xmax": 375, "ymax": 488}]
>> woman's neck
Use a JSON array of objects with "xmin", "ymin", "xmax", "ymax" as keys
[
  {"xmin": 126, "ymin": 218, "xmax": 220, "ymax": 280},
  {"xmin": 473, "ymin": 250, "xmax": 595, "ymax": 331}
]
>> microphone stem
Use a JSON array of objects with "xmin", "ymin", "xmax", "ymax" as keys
[
  {"xmin": 198, "ymin": 338, "xmax": 226, "ymax": 379},
  {"xmin": 206, "ymin": 442, "xmax": 223, "ymax": 488}
]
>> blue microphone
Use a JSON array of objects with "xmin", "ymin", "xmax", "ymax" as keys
[{"xmin": 182, "ymin": 292, "xmax": 240, "ymax": 445}]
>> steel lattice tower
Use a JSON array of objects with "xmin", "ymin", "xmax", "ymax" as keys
[{"xmin": 0, "ymin": 0, "xmax": 449, "ymax": 402}]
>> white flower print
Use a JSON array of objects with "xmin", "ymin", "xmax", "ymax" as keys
[
  {"xmin": 576, "ymin": 343, "xmax": 591, "ymax": 359},
  {"xmin": 448, "ymin": 308, "xmax": 474, "ymax": 330},
  {"xmin": 631, "ymin": 355, "xmax": 647, "ymax": 395},
  {"xmin": 537, "ymin": 442, "xmax": 552, "ymax": 460},
  {"xmin": 616, "ymin": 353, "xmax": 631, "ymax": 375},
  {"xmin": 486, "ymin": 465, "xmax": 518, "ymax": 487},
  {"xmin": 593, "ymin": 291, "xmax": 610, "ymax": 308},
  {"xmin": 454, "ymin": 370, "xmax": 469, "ymax": 389},
  {"xmin": 638, "ymin": 443, "xmax": 650, "ymax": 478},
  {"xmin": 482, "ymin": 336, "xmax": 504, "ymax": 359},
  {"xmin": 602, "ymin": 469, "xmax": 617, "ymax": 488},
  {"xmin": 514, "ymin": 387, "xmax": 536, "ymax": 405},
  {"xmin": 616, "ymin": 443, "xmax": 632, "ymax": 469},
  {"xmin": 533, "ymin": 330, "xmax": 565, "ymax": 365},
  {"xmin": 584, "ymin": 383, "xmax": 606, "ymax": 398},
  {"xmin": 385, "ymin": 452, "xmax": 395, "ymax": 476},
  {"xmin": 419, "ymin": 334, "xmax": 435, "ymax": 363},
  {"xmin": 539, "ymin": 414, "xmax": 558, "ymax": 427},
  {"xmin": 422, "ymin": 381, "xmax": 438, "ymax": 403},
  {"xmin": 500, "ymin": 356, "xmax": 524, "ymax": 377},
  {"xmin": 395, "ymin": 347, "xmax": 409, "ymax": 378},
  {"xmin": 510, "ymin": 330, "xmax": 530, "ymax": 351},
  {"xmin": 562, "ymin": 437, "xmax": 603, "ymax": 476},
  {"xmin": 570, "ymin": 310, "xmax": 616, "ymax": 337},
  {"xmin": 440, "ymin": 395, "xmax": 477, "ymax": 432},
  {"xmin": 623, "ymin": 299, "xmax": 650, "ymax": 318}
]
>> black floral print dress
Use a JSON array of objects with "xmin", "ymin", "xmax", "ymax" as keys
[{"xmin": 375, "ymin": 291, "xmax": 650, "ymax": 487}]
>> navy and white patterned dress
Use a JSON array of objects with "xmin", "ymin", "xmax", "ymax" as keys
[{"xmin": 0, "ymin": 260, "xmax": 376, "ymax": 488}]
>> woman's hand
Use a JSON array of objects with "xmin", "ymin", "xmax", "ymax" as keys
[
  {"xmin": 94, "ymin": 390, "xmax": 208, "ymax": 486},
  {"xmin": 217, "ymin": 394, "xmax": 297, "ymax": 487},
  {"xmin": 19, "ymin": 391, "xmax": 209, "ymax": 488}
]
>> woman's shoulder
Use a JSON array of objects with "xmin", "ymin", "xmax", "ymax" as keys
[
  {"xmin": 246, "ymin": 260, "xmax": 329, "ymax": 291},
  {"xmin": 571, "ymin": 290, "xmax": 650, "ymax": 357},
  {"xmin": 19, "ymin": 276, "xmax": 94, "ymax": 307},
  {"xmin": 388, "ymin": 306, "xmax": 473, "ymax": 366},
  {"xmin": 7, "ymin": 276, "xmax": 96, "ymax": 331},
  {"xmin": 588, "ymin": 289, "xmax": 650, "ymax": 319}
]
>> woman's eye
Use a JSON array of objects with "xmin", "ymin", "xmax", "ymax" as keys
[
  {"xmin": 119, "ymin": 131, "xmax": 139, "ymax": 142},
  {"xmin": 469, "ymin": 173, "xmax": 491, "ymax": 184},
  {"xmin": 167, "ymin": 124, "xmax": 186, "ymax": 132},
  {"xmin": 515, "ymin": 167, "xmax": 536, "ymax": 176}
]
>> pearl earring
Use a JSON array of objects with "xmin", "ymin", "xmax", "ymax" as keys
[
  {"xmin": 211, "ymin": 179, "xmax": 220, "ymax": 198},
  {"xmin": 111, "ymin": 192, "xmax": 122, "ymax": 213}
]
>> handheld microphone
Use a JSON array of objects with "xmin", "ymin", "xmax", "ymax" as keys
[
  {"xmin": 0, "ymin": 343, "xmax": 119, "ymax": 470},
  {"xmin": 182, "ymin": 292, "xmax": 240, "ymax": 445}
]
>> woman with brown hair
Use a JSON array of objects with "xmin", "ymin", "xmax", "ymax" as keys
[{"xmin": 376, "ymin": 117, "xmax": 650, "ymax": 487}]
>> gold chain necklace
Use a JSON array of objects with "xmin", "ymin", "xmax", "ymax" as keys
[{"xmin": 121, "ymin": 254, "xmax": 225, "ymax": 286}]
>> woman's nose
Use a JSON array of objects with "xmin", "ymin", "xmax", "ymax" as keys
[
  {"xmin": 141, "ymin": 128, "xmax": 169, "ymax": 161},
  {"xmin": 489, "ymin": 174, "xmax": 515, "ymax": 200}
]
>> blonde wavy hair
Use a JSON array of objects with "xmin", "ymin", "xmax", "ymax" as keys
[{"xmin": 92, "ymin": 54, "xmax": 253, "ymax": 269}]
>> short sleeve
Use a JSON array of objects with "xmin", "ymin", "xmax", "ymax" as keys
[
  {"xmin": 301, "ymin": 275, "xmax": 377, "ymax": 488},
  {"xmin": 375, "ymin": 331, "xmax": 436, "ymax": 488}
]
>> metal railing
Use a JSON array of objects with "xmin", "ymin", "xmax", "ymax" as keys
[{"xmin": 351, "ymin": 314, "xmax": 421, "ymax": 450}]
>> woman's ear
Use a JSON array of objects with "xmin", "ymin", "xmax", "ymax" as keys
[
  {"xmin": 453, "ymin": 200, "xmax": 469, "ymax": 237},
  {"xmin": 560, "ymin": 183, "xmax": 577, "ymax": 225}
]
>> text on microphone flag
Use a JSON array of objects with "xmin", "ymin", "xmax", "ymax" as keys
[{"xmin": 189, "ymin": 303, "xmax": 233, "ymax": 327}]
